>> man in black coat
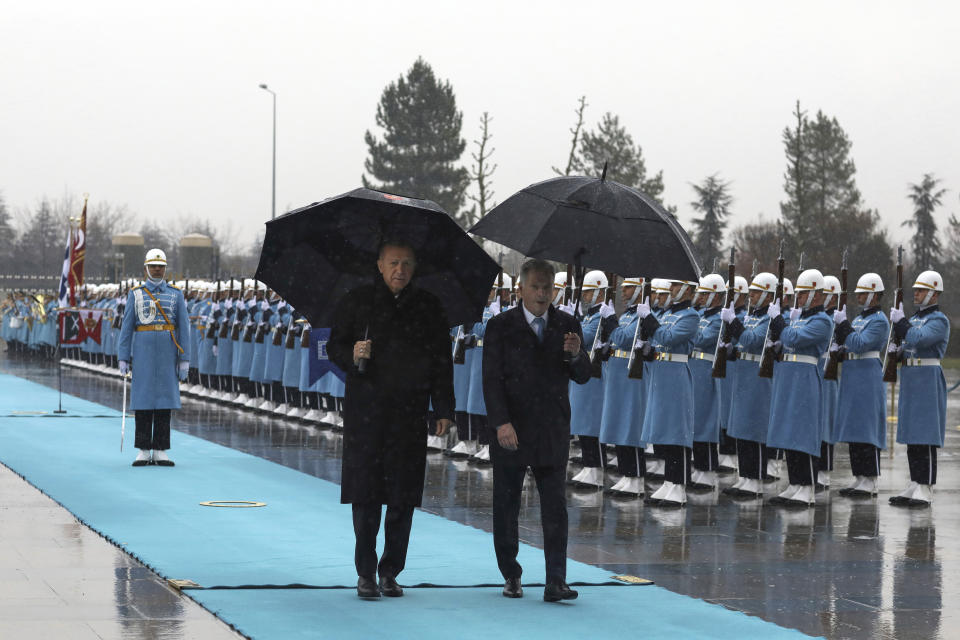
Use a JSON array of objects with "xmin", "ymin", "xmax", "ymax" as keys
[
  {"xmin": 328, "ymin": 240, "xmax": 455, "ymax": 599},
  {"xmin": 482, "ymin": 258, "xmax": 592, "ymax": 602}
]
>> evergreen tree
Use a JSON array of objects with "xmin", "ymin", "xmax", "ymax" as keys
[
  {"xmin": 16, "ymin": 199, "xmax": 64, "ymax": 275},
  {"xmin": 0, "ymin": 192, "xmax": 16, "ymax": 272},
  {"xmin": 778, "ymin": 102, "xmax": 893, "ymax": 278},
  {"xmin": 363, "ymin": 58, "xmax": 470, "ymax": 225},
  {"xmin": 573, "ymin": 112, "xmax": 665, "ymax": 202},
  {"xmin": 689, "ymin": 174, "xmax": 733, "ymax": 269},
  {"xmin": 902, "ymin": 173, "xmax": 945, "ymax": 270}
]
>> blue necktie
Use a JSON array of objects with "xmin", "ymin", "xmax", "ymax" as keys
[{"xmin": 532, "ymin": 316, "xmax": 545, "ymax": 342}]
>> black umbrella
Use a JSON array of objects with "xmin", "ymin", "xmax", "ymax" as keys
[
  {"xmin": 254, "ymin": 188, "xmax": 500, "ymax": 328},
  {"xmin": 469, "ymin": 172, "xmax": 700, "ymax": 281}
]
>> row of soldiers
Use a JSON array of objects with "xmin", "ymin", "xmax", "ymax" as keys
[
  {"xmin": 446, "ymin": 266, "xmax": 949, "ymax": 508},
  {"xmin": 0, "ymin": 291, "xmax": 60, "ymax": 356}
]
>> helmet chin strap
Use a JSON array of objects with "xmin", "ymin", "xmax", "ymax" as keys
[
  {"xmin": 626, "ymin": 288, "xmax": 641, "ymax": 306},
  {"xmin": 864, "ymin": 292, "xmax": 875, "ymax": 307},
  {"xmin": 705, "ymin": 292, "xmax": 716, "ymax": 307},
  {"xmin": 553, "ymin": 290, "xmax": 563, "ymax": 306},
  {"xmin": 801, "ymin": 291, "xmax": 813, "ymax": 310},
  {"xmin": 757, "ymin": 291, "xmax": 769, "ymax": 307},
  {"xmin": 824, "ymin": 293, "xmax": 834, "ymax": 308},
  {"xmin": 921, "ymin": 289, "xmax": 935, "ymax": 307}
]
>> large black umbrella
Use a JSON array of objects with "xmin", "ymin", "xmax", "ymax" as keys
[
  {"xmin": 470, "ymin": 173, "xmax": 700, "ymax": 280},
  {"xmin": 255, "ymin": 188, "xmax": 500, "ymax": 327}
]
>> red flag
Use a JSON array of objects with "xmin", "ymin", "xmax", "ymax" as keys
[
  {"xmin": 68, "ymin": 198, "xmax": 87, "ymax": 306},
  {"xmin": 59, "ymin": 310, "xmax": 83, "ymax": 345},
  {"xmin": 78, "ymin": 309, "xmax": 103, "ymax": 344},
  {"xmin": 58, "ymin": 309, "xmax": 103, "ymax": 345}
]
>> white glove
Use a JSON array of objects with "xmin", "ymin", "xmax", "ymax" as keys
[
  {"xmin": 887, "ymin": 341, "xmax": 900, "ymax": 354},
  {"xmin": 245, "ymin": 320, "xmax": 254, "ymax": 327},
  {"xmin": 767, "ymin": 300, "xmax": 781, "ymax": 319},
  {"xmin": 247, "ymin": 299, "xmax": 257, "ymax": 309},
  {"xmin": 212, "ymin": 344, "xmax": 218, "ymax": 357},
  {"xmin": 600, "ymin": 301, "xmax": 616, "ymax": 318},
  {"xmin": 489, "ymin": 299, "xmax": 501, "ymax": 316},
  {"xmin": 829, "ymin": 342, "xmax": 840, "ymax": 353},
  {"xmin": 278, "ymin": 301, "xmax": 287, "ymax": 310},
  {"xmin": 890, "ymin": 303, "xmax": 904, "ymax": 324},
  {"xmin": 636, "ymin": 297, "xmax": 651, "ymax": 319},
  {"xmin": 558, "ymin": 303, "xmax": 574, "ymax": 315},
  {"xmin": 261, "ymin": 300, "xmax": 270, "ymax": 311},
  {"xmin": 224, "ymin": 299, "xmax": 233, "ymax": 310},
  {"xmin": 178, "ymin": 361, "xmax": 189, "ymax": 381},
  {"xmin": 720, "ymin": 303, "xmax": 736, "ymax": 324},
  {"xmin": 833, "ymin": 305, "xmax": 847, "ymax": 324},
  {"xmin": 118, "ymin": 360, "xmax": 129, "ymax": 375},
  {"xmin": 789, "ymin": 307, "xmax": 801, "ymax": 322}
]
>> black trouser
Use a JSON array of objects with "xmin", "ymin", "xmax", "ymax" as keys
[
  {"xmin": 351, "ymin": 503, "xmax": 415, "ymax": 579},
  {"xmin": 492, "ymin": 456, "xmax": 567, "ymax": 582},
  {"xmin": 134, "ymin": 409, "xmax": 171, "ymax": 450},
  {"xmin": 907, "ymin": 445, "xmax": 938, "ymax": 485},
  {"xmin": 785, "ymin": 450, "xmax": 817, "ymax": 486},
  {"xmin": 578, "ymin": 435, "xmax": 604, "ymax": 468},
  {"xmin": 719, "ymin": 428, "xmax": 737, "ymax": 456},
  {"xmin": 818, "ymin": 442, "xmax": 834, "ymax": 472},
  {"xmin": 692, "ymin": 441, "xmax": 719, "ymax": 472},
  {"xmin": 654, "ymin": 445, "xmax": 689, "ymax": 484},
  {"xmin": 476, "ymin": 415, "xmax": 491, "ymax": 445},
  {"xmin": 848, "ymin": 443, "xmax": 881, "ymax": 477},
  {"xmin": 736, "ymin": 439, "xmax": 767, "ymax": 480},
  {"xmin": 454, "ymin": 411, "xmax": 471, "ymax": 440},
  {"xmin": 614, "ymin": 445, "xmax": 643, "ymax": 476}
]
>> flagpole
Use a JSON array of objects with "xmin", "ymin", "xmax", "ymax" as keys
[{"xmin": 54, "ymin": 313, "xmax": 66, "ymax": 414}]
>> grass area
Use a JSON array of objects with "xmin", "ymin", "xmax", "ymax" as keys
[{"xmin": 943, "ymin": 358, "xmax": 960, "ymax": 370}]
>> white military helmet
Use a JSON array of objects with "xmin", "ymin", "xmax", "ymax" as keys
[
  {"xmin": 650, "ymin": 277, "xmax": 673, "ymax": 307},
  {"xmin": 855, "ymin": 273, "xmax": 884, "ymax": 307},
  {"xmin": 496, "ymin": 273, "xmax": 514, "ymax": 290},
  {"xmin": 913, "ymin": 270, "xmax": 943, "ymax": 306},
  {"xmin": 749, "ymin": 272, "xmax": 778, "ymax": 307},
  {"xmin": 554, "ymin": 272, "xmax": 569, "ymax": 289},
  {"xmin": 782, "ymin": 278, "xmax": 794, "ymax": 297},
  {"xmin": 581, "ymin": 270, "xmax": 609, "ymax": 290},
  {"xmin": 822, "ymin": 275, "xmax": 841, "ymax": 308},
  {"xmin": 698, "ymin": 273, "xmax": 726, "ymax": 307},
  {"xmin": 621, "ymin": 276, "xmax": 643, "ymax": 288},
  {"xmin": 144, "ymin": 248, "xmax": 167, "ymax": 266},
  {"xmin": 795, "ymin": 268, "xmax": 824, "ymax": 308},
  {"xmin": 727, "ymin": 275, "xmax": 750, "ymax": 307},
  {"xmin": 256, "ymin": 280, "xmax": 268, "ymax": 292}
]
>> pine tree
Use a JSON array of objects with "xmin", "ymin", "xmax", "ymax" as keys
[
  {"xmin": 689, "ymin": 174, "xmax": 733, "ymax": 269},
  {"xmin": 363, "ymin": 58, "xmax": 470, "ymax": 225},
  {"xmin": 16, "ymin": 199, "xmax": 63, "ymax": 275},
  {"xmin": 573, "ymin": 112, "xmax": 665, "ymax": 202},
  {"xmin": 778, "ymin": 102, "xmax": 893, "ymax": 278},
  {"xmin": 0, "ymin": 192, "xmax": 16, "ymax": 272},
  {"xmin": 903, "ymin": 173, "xmax": 946, "ymax": 270}
]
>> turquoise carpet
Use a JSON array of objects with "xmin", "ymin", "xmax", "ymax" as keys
[{"xmin": 0, "ymin": 374, "xmax": 816, "ymax": 639}]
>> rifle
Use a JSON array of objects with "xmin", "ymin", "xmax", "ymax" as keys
[
  {"xmin": 205, "ymin": 281, "xmax": 221, "ymax": 339},
  {"xmin": 231, "ymin": 278, "xmax": 246, "ymax": 340},
  {"xmin": 218, "ymin": 277, "xmax": 233, "ymax": 339},
  {"xmin": 627, "ymin": 278, "xmax": 651, "ymax": 379},
  {"xmin": 452, "ymin": 325, "xmax": 467, "ymax": 365},
  {"xmin": 712, "ymin": 248, "xmax": 736, "ymax": 378},
  {"xmin": 757, "ymin": 241, "xmax": 785, "ymax": 378},
  {"xmin": 300, "ymin": 321, "xmax": 311, "ymax": 348},
  {"xmin": 587, "ymin": 279, "xmax": 610, "ymax": 378},
  {"xmin": 285, "ymin": 317, "xmax": 300, "ymax": 349},
  {"xmin": 882, "ymin": 245, "xmax": 904, "ymax": 383},
  {"xmin": 823, "ymin": 248, "xmax": 848, "ymax": 380}
]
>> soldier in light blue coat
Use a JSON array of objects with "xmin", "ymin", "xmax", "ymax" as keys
[
  {"xmin": 688, "ymin": 273, "xmax": 726, "ymax": 490},
  {"xmin": 598, "ymin": 276, "xmax": 646, "ymax": 496},
  {"xmin": 832, "ymin": 272, "xmax": 889, "ymax": 497},
  {"xmin": 639, "ymin": 278, "xmax": 700, "ymax": 506},
  {"xmin": 446, "ymin": 323, "xmax": 474, "ymax": 456},
  {"xmin": 766, "ymin": 269, "xmax": 832, "ymax": 506},
  {"xmin": 816, "ymin": 275, "xmax": 842, "ymax": 488},
  {"xmin": 568, "ymin": 271, "xmax": 617, "ymax": 488},
  {"xmin": 717, "ymin": 277, "xmax": 749, "ymax": 472},
  {"xmin": 117, "ymin": 249, "xmax": 190, "ymax": 467},
  {"xmin": 232, "ymin": 283, "xmax": 259, "ymax": 405},
  {"xmin": 262, "ymin": 296, "xmax": 290, "ymax": 412},
  {"xmin": 888, "ymin": 270, "xmax": 950, "ymax": 508}
]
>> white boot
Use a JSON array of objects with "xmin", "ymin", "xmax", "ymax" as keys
[
  {"xmin": 645, "ymin": 444, "xmax": 655, "ymax": 455},
  {"xmin": 607, "ymin": 476, "xmax": 629, "ymax": 493},
  {"xmin": 717, "ymin": 454, "xmax": 738, "ymax": 472},
  {"xmin": 690, "ymin": 469, "xmax": 718, "ymax": 489},
  {"xmin": 426, "ymin": 435, "xmax": 446, "ymax": 451},
  {"xmin": 286, "ymin": 406, "xmax": 305, "ymax": 419},
  {"xmin": 739, "ymin": 477, "xmax": 763, "ymax": 497},
  {"xmin": 646, "ymin": 459, "xmax": 665, "ymax": 477},
  {"xmin": 273, "ymin": 403, "xmax": 290, "ymax": 416},
  {"xmin": 619, "ymin": 476, "xmax": 644, "ymax": 496},
  {"xmin": 574, "ymin": 467, "xmax": 605, "ymax": 488},
  {"xmin": 766, "ymin": 458, "xmax": 782, "ymax": 480},
  {"xmin": 472, "ymin": 444, "xmax": 491, "ymax": 463},
  {"xmin": 723, "ymin": 476, "xmax": 746, "ymax": 495},
  {"xmin": 330, "ymin": 412, "xmax": 344, "ymax": 428},
  {"xmin": 840, "ymin": 476, "xmax": 862, "ymax": 493},
  {"xmin": 647, "ymin": 481, "xmax": 671, "ymax": 502},
  {"xmin": 890, "ymin": 481, "xmax": 918, "ymax": 505},
  {"xmin": 785, "ymin": 484, "xmax": 814, "ymax": 506},
  {"xmin": 774, "ymin": 484, "xmax": 801, "ymax": 502},
  {"xmin": 852, "ymin": 476, "xmax": 878, "ymax": 496},
  {"xmin": 447, "ymin": 440, "xmax": 477, "ymax": 458},
  {"xmin": 816, "ymin": 470, "xmax": 830, "ymax": 488},
  {"xmin": 258, "ymin": 399, "xmax": 276, "ymax": 412},
  {"xmin": 152, "ymin": 449, "xmax": 175, "ymax": 467},
  {"xmin": 132, "ymin": 449, "xmax": 152, "ymax": 467},
  {"xmin": 244, "ymin": 396, "xmax": 261, "ymax": 408},
  {"xmin": 908, "ymin": 483, "xmax": 933, "ymax": 506},
  {"xmin": 659, "ymin": 482, "xmax": 686, "ymax": 506}
]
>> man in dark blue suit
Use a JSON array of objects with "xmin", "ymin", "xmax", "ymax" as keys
[{"xmin": 482, "ymin": 258, "xmax": 592, "ymax": 602}]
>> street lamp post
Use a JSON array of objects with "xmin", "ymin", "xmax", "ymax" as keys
[{"xmin": 259, "ymin": 84, "xmax": 276, "ymax": 220}]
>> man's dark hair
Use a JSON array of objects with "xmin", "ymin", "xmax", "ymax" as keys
[
  {"xmin": 519, "ymin": 258, "xmax": 555, "ymax": 283},
  {"xmin": 378, "ymin": 237, "xmax": 417, "ymax": 259}
]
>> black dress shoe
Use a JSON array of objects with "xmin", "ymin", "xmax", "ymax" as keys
[
  {"xmin": 889, "ymin": 495, "xmax": 910, "ymax": 505},
  {"xmin": 357, "ymin": 576, "xmax": 380, "ymax": 599},
  {"xmin": 131, "ymin": 460, "xmax": 150, "ymax": 467},
  {"xmin": 502, "ymin": 577, "xmax": 523, "ymax": 598},
  {"xmin": 379, "ymin": 575, "xmax": 403, "ymax": 597},
  {"xmin": 543, "ymin": 580, "xmax": 578, "ymax": 602}
]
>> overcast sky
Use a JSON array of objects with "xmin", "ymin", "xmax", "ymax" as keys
[{"xmin": 4, "ymin": 0, "xmax": 958, "ymax": 256}]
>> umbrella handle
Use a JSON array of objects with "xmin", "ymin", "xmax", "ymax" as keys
[{"xmin": 356, "ymin": 325, "xmax": 370, "ymax": 374}]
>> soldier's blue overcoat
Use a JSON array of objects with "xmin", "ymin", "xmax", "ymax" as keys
[
  {"xmin": 264, "ymin": 306, "xmax": 289, "ymax": 382},
  {"xmin": 641, "ymin": 302, "xmax": 698, "ymax": 447},
  {"xmin": 598, "ymin": 307, "xmax": 644, "ymax": 446},
  {"xmin": 233, "ymin": 302, "xmax": 257, "ymax": 379},
  {"xmin": 726, "ymin": 308, "xmax": 773, "ymax": 443},
  {"xmin": 117, "ymin": 281, "xmax": 191, "ymax": 410},
  {"xmin": 896, "ymin": 306, "xmax": 950, "ymax": 446},
  {"xmin": 466, "ymin": 304, "xmax": 498, "ymax": 416},
  {"xmin": 570, "ymin": 305, "xmax": 607, "ymax": 438},
  {"xmin": 282, "ymin": 322, "xmax": 303, "ymax": 389},
  {"xmin": 766, "ymin": 307, "xmax": 832, "ymax": 457},
  {"xmin": 197, "ymin": 299, "xmax": 218, "ymax": 375},
  {"xmin": 690, "ymin": 307, "xmax": 722, "ymax": 443},
  {"xmin": 248, "ymin": 302, "xmax": 273, "ymax": 383},
  {"xmin": 834, "ymin": 308, "xmax": 889, "ymax": 448},
  {"xmin": 452, "ymin": 326, "xmax": 470, "ymax": 412},
  {"xmin": 718, "ymin": 306, "xmax": 747, "ymax": 430},
  {"xmin": 215, "ymin": 301, "xmax": 235, "ymax": 376}
]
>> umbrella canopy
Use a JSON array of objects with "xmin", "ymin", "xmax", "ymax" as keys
[
  {"xmin": 255, "ymin": 188, "xmax": 501, "ymax": 327},
  {"xmin": 470, "ymin": 175, "xmax": 700, "ymax": 280}
]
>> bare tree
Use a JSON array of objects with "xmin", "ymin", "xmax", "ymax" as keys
[
  {"xmin": 463, "ymin": 112, "xmax": 497, "ymax": 228},
  {"xmin": 552, "ymin": 96, "xmax": 587, "ymax": 176}
]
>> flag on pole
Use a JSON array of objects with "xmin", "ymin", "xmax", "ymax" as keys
[
  {"xmin": 59, "ymin": 308, "xmax": 103, "ymax": 345},
  {"xmin": 68, "ymin": 197, "xmax": 87, "ymax": 306},
  {"xmin": 57, "ymin": 230, "xmax": 71, "ymax": 309}
]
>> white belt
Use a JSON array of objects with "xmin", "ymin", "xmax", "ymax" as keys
[
  {"xmin": 781, "ymin": 354, "xmax": 818, "ymax": 365},
  {"xmin": 903, "ymin": 358, "xmax": 941, "ymax": 367},
  {"xmin": 690, "ymin": 350, "xmax": 715, "ymax": 363},
  {"xmin": 845, "ymin": 351, "xmax": 880, "ymax": 361},
  {"xmin": 656, "ymin": 352, "xmax": 688, "ymax": 363},
  {"xmin": 739, "ymin": 352, "xmax": 762, "ymax": 363}
]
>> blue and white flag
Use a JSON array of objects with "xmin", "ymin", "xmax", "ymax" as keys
[
  {"xmin": 57, "ymin": 231, "xmax": 71, "ymax": 308},
  {"xmin": 308, "ymin": 328, "xmax": 345, "ymax": 385}
]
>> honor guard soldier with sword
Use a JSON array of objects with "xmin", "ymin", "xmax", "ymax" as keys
[{"xmin": 117, "ymin": 249, "xmax": 191, "ymax": 467}]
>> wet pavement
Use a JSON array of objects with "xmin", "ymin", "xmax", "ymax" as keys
[{"xmin": 2, "ymin": 351, "xmax": 959, "ymax": 639}]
